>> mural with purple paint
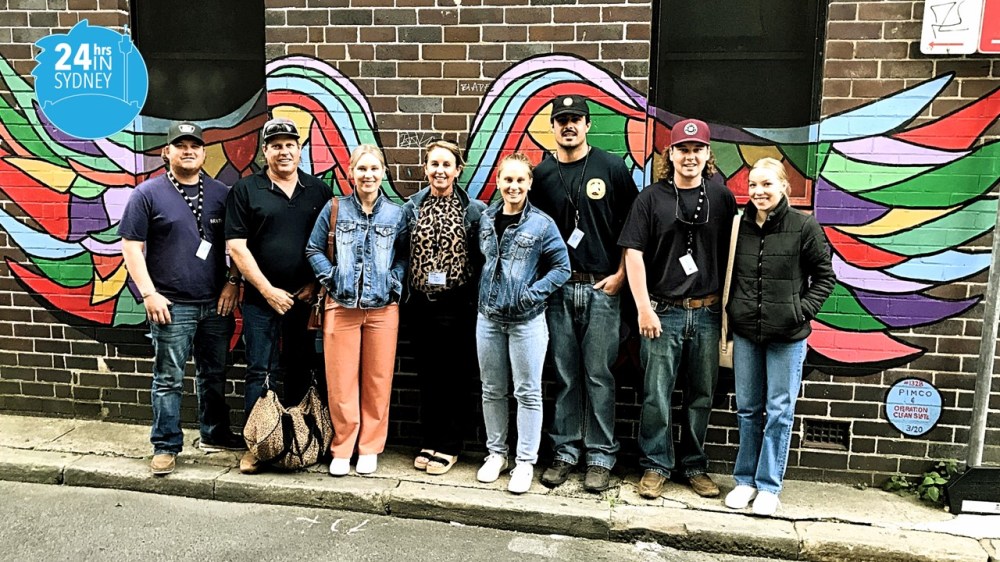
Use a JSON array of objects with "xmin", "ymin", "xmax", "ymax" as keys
[{"xmin": 1, "ymin": 53, "xmax": 997, "ymax": 376}]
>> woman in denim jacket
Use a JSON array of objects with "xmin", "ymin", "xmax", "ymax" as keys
[
  {"xmin": 305, "ymin": 144, "xmax": 408, "ymax": 477},
  {"xmin": 474, "ymin": 153, "xmax": 570, "ymax": 494}
]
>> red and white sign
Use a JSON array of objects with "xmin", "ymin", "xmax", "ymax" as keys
[
  {"xmin": 920, "ymin": 0, "xmax": 984, "ymax": 55},
  {"xmin": 980, "ymin": 0, "xmax": 1000, "ymax": 53}
]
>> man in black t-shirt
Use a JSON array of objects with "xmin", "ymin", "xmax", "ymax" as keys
[
  {"xmin": 530, "ymin": 95, "xmax": 639, "ymax": 493},
  {"xmin": 225, "ymin": 117, "xmax": 331, "ymax": 473},
  {"xmin": 121, "ymin": 121, "xmax": 244, "ymax": 476},
  {"xmin": 619, "ymin": 119, "xmax": 737, "ymax": 499}
]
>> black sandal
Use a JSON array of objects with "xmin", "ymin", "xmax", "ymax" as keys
[
  {"xmin": 414, "ymin": 449, "xmax": 435, "ymax": 471},
  {"xmin": 425, "ymin": 453, "xmax": 458, "ymax": 475}
]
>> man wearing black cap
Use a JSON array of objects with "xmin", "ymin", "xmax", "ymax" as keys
[
  {"xmin": 225, "ymin": 117, "xmax": 330, "ymax": 473},
  {"xmin": 618, "ymin": 119, "xmax": 738, "ymax": 499},
  {"xmin": 530, "ymin": 95, "xmax": 639, "ymax": 492},
  {"xmin": 121, "ymin": 121, "xmax": 244, "ymax": 476}
]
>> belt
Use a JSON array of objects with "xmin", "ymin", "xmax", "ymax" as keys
[
  {"xmin": 567, "ymin": 271, "xmax": 602, "ymax": 284},
  {"xmin": 650, "ymin": 294, "xmax": 720, "ymax": 310}
]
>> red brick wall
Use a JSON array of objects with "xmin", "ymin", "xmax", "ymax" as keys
[{"xmin": 0, "ymin": 0, "xmax": 997, "ymax": 484}]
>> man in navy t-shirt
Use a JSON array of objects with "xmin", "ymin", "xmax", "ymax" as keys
[{"xmin": 120, "ymin": 121, "xmax": 243, "ymax": 476}]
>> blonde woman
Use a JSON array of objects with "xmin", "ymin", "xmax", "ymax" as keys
[
  {"xmin": 724, "ymin": 157, "xmax": 835, "ymax": 515},
  {"xmin": 306, "ymin": 144, "xmax": 407, "ymax": 477}
]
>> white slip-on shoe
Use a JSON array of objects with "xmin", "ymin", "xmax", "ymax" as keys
[
  {"xmin": 328, "ymin": 457, "xmax": 350, "ymax": 477},
  {"xmin": 476, "ymin": 453, "xmax": 509, "ymax": 483},
  {"xmin": 355, "ymin": 454, "xmax": 378, "ymax": 475},
  {"xmin": 752, "ymin": 491, "xmax": 780, "ymax": 516},
  {"xmin": 724, "ymin": 485, "xmax": 758, "ymax": 509},
  {"xmin": 507, "ymin": 462, "xmax": 534, "ymax": 494}
]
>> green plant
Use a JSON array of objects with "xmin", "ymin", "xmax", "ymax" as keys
[
  {"xmin": 882, "ymin": 459, "xmax": 961, "ymax": 506},
  {"xmin": 882, "ymin": 473, "xmax": 915, "ymax": 495},
  {"xmin": 916, "ymin": 459, "xmax": 960, "ymax": 504}
]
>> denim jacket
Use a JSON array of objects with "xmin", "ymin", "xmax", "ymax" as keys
[
  {"xmin": 306, "ymin": 193, "xmax": 408, "ymax": 309},
  {"xmin": 401, "ymin": 185, "xmax": 487, "ymax": 295},
  {"xmin": 477, "ymin": 201, "xmax": 570, "ymax": 323}
]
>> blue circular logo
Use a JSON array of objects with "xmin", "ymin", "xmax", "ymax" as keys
[
  {"xmin": 885, "ymin": 377, "xmax": 942, "ymax": 437},
  {"xmin": 32, "ymin": 20, "xmax": 148, "ymax": 140}
]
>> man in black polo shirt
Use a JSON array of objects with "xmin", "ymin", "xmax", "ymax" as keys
[
  {"xmin": 619, "ymin": 118, "xmax": 737, "ymax": 499},
  {"xmin": 530, "ymin": 95, "xmax": 638, "ymax": 493},
  {"xmin": 225, "ymin": 117, "xmax": 331, "ymax": 473}
]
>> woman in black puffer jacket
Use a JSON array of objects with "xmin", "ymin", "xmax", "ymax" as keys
[{"xmin": 723, "ymin": 158, "xmax": 835, "ymax": 517}]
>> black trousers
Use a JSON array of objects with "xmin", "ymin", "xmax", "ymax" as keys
[{"xmin": 405, "ymin": 285, "xmax": 479, "ymax": 456}]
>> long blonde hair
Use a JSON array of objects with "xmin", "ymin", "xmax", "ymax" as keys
[
  {"xmin": 349, "ymin": 143, "xmax": 386, "ymax": 169},
  {"xmin": 497, "ymin": 152, "xmax": 533, "ymax": 178},
  {"xmin": 750, "ymin": 157, "xmax": 790, "ymax": 194}
]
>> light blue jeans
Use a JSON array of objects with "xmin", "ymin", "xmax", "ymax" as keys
[
  {"xmin": 732, "ymin": 333, "xmax": 808, "ymax": 494},
  {"xmin": 477, "ymin": 313, "xmax": 548, "ymax": 464},
  {"xmin": 149, "ymin": 303, "xmax": 234, "ymax": 455},
  {"xmin": 546, "ymin": 282, "xmax": 621, "ymax": 469},
  {"xmin": 638, "ymin": 302, "xmax": 720, "ymax": 478}
]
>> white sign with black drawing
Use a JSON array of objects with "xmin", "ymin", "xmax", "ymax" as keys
[{"xmin": 920, "ymin": 0, "xmax": 985, "ymax": 54}]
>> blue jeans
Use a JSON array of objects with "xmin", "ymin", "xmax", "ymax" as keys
[
  {"xmin": 149, "ymin": 303, "xmax": 234, "ymax": 455},
  {"xmin": 638, "ymin": 302, "xmax": 720, "ymax": 477},
  {"xmin": 546, "ymin": 282, "xmax": 621, "ymax": 469},
  {"xmin": 732, "ymin": 333, "xmax": 808, "ymax": 494},
  {"xmin": 241, "ymin": 300, "xmax": 319, "ymax": 417},
  {"xmin": 477, "ymin": 314, "xmax": 548, "ymax": 464}
]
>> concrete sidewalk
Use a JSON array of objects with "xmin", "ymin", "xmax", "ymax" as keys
[{"xmin": 0, "ymin": 413, "xmax": 996, "ymax": 562}]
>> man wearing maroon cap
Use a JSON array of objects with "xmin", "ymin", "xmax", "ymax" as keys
[{"xmin": 618, "ymin": 118, "xmax": 737, "ymax": 499}]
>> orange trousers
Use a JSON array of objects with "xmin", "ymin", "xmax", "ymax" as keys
[{"xmin": 323, "ymin": 302, "xmax": 399, "ymax": 459}]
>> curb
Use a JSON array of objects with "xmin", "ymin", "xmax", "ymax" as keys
[{"xmin": 0, "ymin": 446, "xmax": 991, "ymax": 562}]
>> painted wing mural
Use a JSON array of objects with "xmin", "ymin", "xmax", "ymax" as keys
[
  {"xmin": 1, "ymin": 53, "xmax": 998, "ymax": 376},
  {"xmin": 459, "ymin": 54, "xmax": 1000, "ymax": 377},
  {"xmin": 0, "ymin": 54, "xmax": 387, "ymax": 329}
]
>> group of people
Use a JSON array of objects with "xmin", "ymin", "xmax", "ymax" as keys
[{"xmin": 122, "ymin": 93, "xmax": 834, "ymax": 516}]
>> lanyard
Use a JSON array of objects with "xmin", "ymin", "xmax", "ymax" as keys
[
  {"xmin": 673, "ymin": 180, "xmax": 707, "ymax": 254},
  {"xmin": 555, "ymin": 148, "xmax": 590, "ymax": 228},
  {"xmin": 167, "ymin": 170, "xmax": 206, "ymax": 239}
]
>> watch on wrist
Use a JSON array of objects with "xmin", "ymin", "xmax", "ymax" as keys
[{"xmin": 226, "ymin": 275, "xmax": 241, "ymax": 286}]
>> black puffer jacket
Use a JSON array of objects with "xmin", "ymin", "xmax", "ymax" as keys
[{"xmin": 727, "ymin": 197, "xmax": 836, "ymax": 343}]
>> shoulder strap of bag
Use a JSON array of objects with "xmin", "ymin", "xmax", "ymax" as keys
[
  {"xmin": 721, "ymin": 214, "xmax": 740, "ymax": 342},
  {"xmin": 327, "ymin": 196, "xmax": 339, "ymax": 263}
]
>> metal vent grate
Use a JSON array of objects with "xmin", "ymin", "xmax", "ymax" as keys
[{"xmin": 801, "ymin": 419, "xmax": 850, "ymax": 450}]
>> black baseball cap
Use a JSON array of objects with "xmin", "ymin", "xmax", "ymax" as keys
[
  {"xmin": 550, "ymin": 95, "xmax": 590, "ymax": 121},
  {"xmin": 166, "ymin": 121, "xmax": 204, "ymax": 145},
  {"xmin": 261, "ymin": 117, "xmax": 301, "ymax": 143}
]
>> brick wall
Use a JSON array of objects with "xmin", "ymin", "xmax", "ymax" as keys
[{"xmin": 1, "ymin": 0, "xmax": 998, "ymax": 484}]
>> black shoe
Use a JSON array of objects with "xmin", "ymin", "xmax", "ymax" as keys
[
  {"xmin": 583, "ymin": 465, "xmax": 611, "ymax": 492},
  {"xmin": 198, "ymin": 433, "xmax": 246, "ymax": 452},
  {"xmin": 541, "ymin": 460, "xmax": 573, "ymax": 488}
]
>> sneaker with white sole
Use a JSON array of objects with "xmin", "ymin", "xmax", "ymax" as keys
[
  {"xmin": 477, "ymin": 453, "xmax": 509, "ymax": 483},
  {"xmin": 329, "ymin": 457, "xmax": 350, "ymax": 477},
  {"xmin": 752, "ymin": 490, "xmax": 780, "ymax": 516},
  {"xmin": 355, "ymin": 454, "xmax": 378, "ymax": 475},
  {"xmin": 507, "ymin": 462, "xmax": 534, "ymax": 494},
  {"xmin": 724, "ymin": 485, "xmax": 758, "ymax": 509}
]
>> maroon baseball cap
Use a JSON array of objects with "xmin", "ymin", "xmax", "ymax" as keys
[{"xmin": 670, "ymin": 119, "xmax": 711, "ymax": 147}]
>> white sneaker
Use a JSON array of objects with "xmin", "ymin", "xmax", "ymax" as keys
[
  {"xmin": 752, "ymin": 491, "xmax": 780, "ymax": 516},
  {"xmin": 329, "ymin": 457, "xmax": 350, "ymax": 477},
  {"xmin": 355, "ymin": 454, "xmax": 378, "ymax": 475},
  {"xmin": 477, "ymin": 453, "xmax": 509, "ymax": 483},
  {"xmin": 507, "ymin": 462, "xmax": 534, "ymax": 494},
  {"xmin": 724, "ymin": 485, "xmax": 758, "ymax": 509}
]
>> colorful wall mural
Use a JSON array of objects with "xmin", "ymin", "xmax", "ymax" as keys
[{"xmin": 1, "ymin": 53, "xmax": 998, "ymax": 377}]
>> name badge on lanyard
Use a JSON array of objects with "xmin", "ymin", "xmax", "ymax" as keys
[
  {"xmin": 196, "ymin": 239, "xmax": 212, "ymax": 260},
  {"xmin": 679, "ymin": 253, "xmax": 698, "ymax": 276}
]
